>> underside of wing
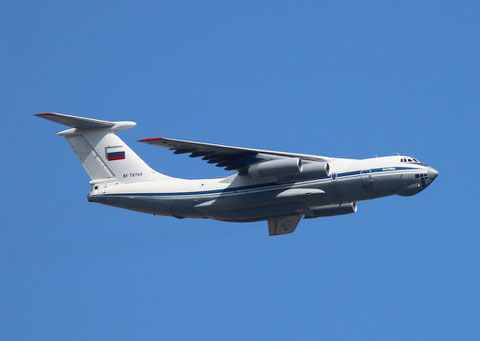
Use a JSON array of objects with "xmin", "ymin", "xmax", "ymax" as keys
[
  {"xmin": 138, "ymin": 137, "xmax": 331, "ymax": 173},
  {"xmin": 268, "ymin": 215, "xmax": 303, "ymax": 236}
]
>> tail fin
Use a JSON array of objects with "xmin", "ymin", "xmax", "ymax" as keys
[{"xmin": 36, "ymin": 113, "xmax": 166, "ymax": 183}]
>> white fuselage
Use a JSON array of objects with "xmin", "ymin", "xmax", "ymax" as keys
[{"xmin": 88, "ymin": 155, "xmax": 438, "ymax": 222}]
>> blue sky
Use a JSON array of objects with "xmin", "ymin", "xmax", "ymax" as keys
[{"xmin": 1, "ymin": 1, "xmax": 479, "ymax": 340}]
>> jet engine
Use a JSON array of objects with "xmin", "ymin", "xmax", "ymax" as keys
[
  {"xmin": 248, "ymin": 158, "xmax": 303, "ymax": 178},
  {"xmin": 304, "ymin": 202, "xmax": 357, "ymax": 218},
  {"xmin": 283, "ymin": 161, "xmax": 330, "ymax": 180},
  {"xmin": 248, "ymin": 159, "xmax": 330, "ymax": 179}
]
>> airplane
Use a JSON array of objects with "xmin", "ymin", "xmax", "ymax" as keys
[{"xmin": 36, "ymin": 113, "xmax": 438, "ymax": 236}]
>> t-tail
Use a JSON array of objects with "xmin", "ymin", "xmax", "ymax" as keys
[{"xmin": 35, "ymin": 113, "xmax": 169, "ymax": 185}]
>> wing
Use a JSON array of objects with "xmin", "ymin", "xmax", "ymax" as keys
[
  {"xmin": 268, "ymin": 215, "xmax": 303, "ymax": 236},
  {"xmin": 138, "ymin": 137, "xmax": 331, "ymax": 172}
]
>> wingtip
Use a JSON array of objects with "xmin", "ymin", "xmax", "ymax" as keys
[
  {"xmin": 35, "ymin": 112, "xmax": 55, "ymax": 117},
  {"xmin": 138, "ymin": 137, "xmax": 164, "ymax": 143}
]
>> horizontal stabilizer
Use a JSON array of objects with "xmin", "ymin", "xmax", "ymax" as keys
[{"xmin": 35, "ymin": 113, "xmax": 136, "ymax": 131}]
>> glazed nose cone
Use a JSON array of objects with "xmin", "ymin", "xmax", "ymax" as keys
[{"xmin": 427, "ymin": 166, "xmax": 439, "ymax": 180}]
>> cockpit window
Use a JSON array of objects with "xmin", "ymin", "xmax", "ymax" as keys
[
  {"xmin": 401, "ymin": 157, "xmax": 425, "ymax": 165},
  {"xmin": 401, "ymin": 156, "xmax": 427, "ymax": 166}
]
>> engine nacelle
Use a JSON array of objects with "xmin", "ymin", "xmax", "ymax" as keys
[
  {"xmin": 298, "ymin": 161, "xmax": 330, "ymax": 179},
  {"xmin": 277, "ymin": 161, "xmax": 330, "ymax": 181},
  {"xmin": 304, "ymin": 202, "xmax": 357, "ymax": 218},
  {"xmin": 248, "ymin": 158, "xmax": 302, "ymax": 178}
]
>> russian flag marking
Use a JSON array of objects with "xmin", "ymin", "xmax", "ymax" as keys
[
  {"xmin": 106, "ymin": 146, "xmax": 125, "ymax": 161},
  {"xmin": 107, "ymin": 151, "xmax": 125, "ymax": 161}
]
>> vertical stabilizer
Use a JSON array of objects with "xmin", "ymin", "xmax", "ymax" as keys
[{"xmin": 36, "ymin": 113, "xmax": 168, "ymax": 183}]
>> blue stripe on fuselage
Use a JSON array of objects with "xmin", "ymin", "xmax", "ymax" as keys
[{"xmin": 102, "ymin": 166, "xmax": 420, "ymax": 198}]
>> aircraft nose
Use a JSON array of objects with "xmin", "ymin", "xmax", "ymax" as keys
[{"xmin": 427, "ymin": 166, "xmax": 439, "ymax": 180}]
